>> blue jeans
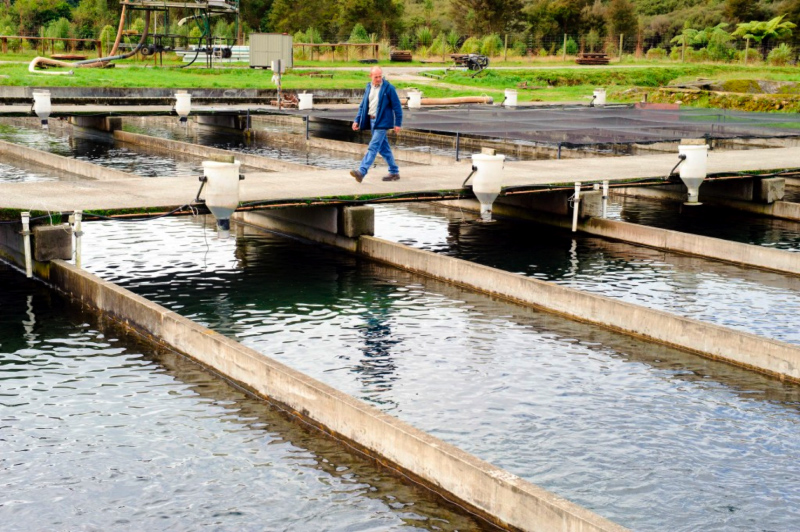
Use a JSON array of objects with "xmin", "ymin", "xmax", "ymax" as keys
[{"xmin": 359, "ymin": 121, "xmax": 399, "ymax": 176}]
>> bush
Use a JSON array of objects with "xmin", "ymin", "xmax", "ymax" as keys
[
  {"xmin": 735, "ymin": 47, "xmax": 762, "ymax": 64},
  {"xmin": 446, "ymin": 30, "xmax": 460, "ymax": 53},
  {"xmin": 416, "ymin": 26, "xmax": 433, "ymax": 47},
  {"xmin": 398, "ymin": 32, "xmax": 414, "ymax": 51},
  {"xmin": 646, "ymin": 47, "xmax": 667, "ymax": 60},
  {"xmin": 767, "ymin": 43, "xmax": 793, "ymax": 66},
  {"xmin": 459, "ymin": 36, "xmax": 481, "ymax": 54},
  {"xmin": 565, "ymin": 37, "xmax": 578, "ymax": 55},
  {"xmin": 348, "ymin": 23, "xmax": 369, "ymax": 44},
  {"xmin": 537, "ymin": 47, "xmax": 549, "ymax": 57},
  {"xmin": 511, "ymin": 40, "xmax": 528, "ymax": 57},
  {"xmin": 99, "ymin": 25, "xmax": 116, "ymax": 53},
  {"xmin": 481, "ymin": 34, "xmax": 503, "ymax": 56}
]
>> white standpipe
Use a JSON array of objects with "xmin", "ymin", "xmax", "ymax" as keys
[
  {"xmin": 593, "ymin": 88, "xmax": 606, "ymax": 106},
  {"xmin": 602, "ymin": 180, "xmax": 609, "ymax": 218},
  {"xmin": 175, "ymin": 91, "xmax": 191, "ymax": 124},
  {"xmin": 298, "ymin": 92, "xmax": 314, "ymax": 110},
  {"xmin": 572, "ymin": 182, "xmax": 581, "ymax": 232},
  {"xmin": 21, "ymin": 211, "xmax": 32, "ymax": 278},
  {"xmin": 32, "ymin": 90, "xmax": 51, "ymax": 129},
  {"xmin": 678, "ymin": 142, "xmax": 709, "ymax": 205},
  {"xmin": 471, "ymin": 152, "xmax": 505, "ymax": 222},
  {"xmin": 202, "ymin": 159, "xmax": 242, "ymax": 239},
  {"xmin": 504, "ymin": 89, "xmax": 518, "ymax": 108},
  {"xmin": 407, "ymin": 89, "xmax": 422, "ymax": 109},
  {"xmin": 73, "ymin": 210, "xmax": 82, "ymax": 268}
]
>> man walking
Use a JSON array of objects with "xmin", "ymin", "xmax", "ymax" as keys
[{"xmin": 350, "ymin": 66, "xmax": 403, "ymax": 183}]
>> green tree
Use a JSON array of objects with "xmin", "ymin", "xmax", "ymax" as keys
[
  {"xmin": 71, "ymin": 0, "xmax": 112, "ymax": 39},
  {"xmin": 723, "ymin": 0, "xmax": 765, "ymax": 25},
  {"xmin": 268, "ymin": 0, "xmax": 336, "ymax": 37},
  {"xmin": 449, "ymin": 0, "xmax": 524, "ymax": 35},
  {"xmin": 337, "ymin": 0, "xmax": 403, "ymax": 39},
  {"xmin": 14, "ymin": 0, "xmax": 71, "ymax": 35},
  {"xmin": 606, "ymin": 0, "xmax": 637, "ymax": 40},
  {"xmin": 732, "ymin": 15, "xmax": 796, "ymax": 56}
]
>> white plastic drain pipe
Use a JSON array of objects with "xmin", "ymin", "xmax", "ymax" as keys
[
  {"xmin": 572, "ymin": 182, "xmax": 581, "ymax": 232},
  {"xmin": 202, "ymin": 159, "xmax": 242, "ymax": 239},
  {"xmin": 175, "ymin": 91, "xmax": 191, "ymax": 124},
  {"xmin": 32, "ymin": 90, "xmax": 51, "ymax": 129},
  {"xmin": 73, "ymin": 210, "xmax": 82, "ymax": 268},
  {"xmin": 678, "ymin": 142, "xmax": 709, "ymax": 205},
  {"xmin": 602, "ymin": 180, "xmax": 609, "ymax": 218},
  {"xmin": 471, "ymin": 152, "xmax": 505, "ymax": 222},
  {"xmin": 21, "ymin": 211, "xmax": 32, "ymax": 278}
]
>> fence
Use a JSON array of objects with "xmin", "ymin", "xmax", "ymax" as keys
[{"xmin": 0, "ymin": 36, "xmax": 103, "ymax": 57}]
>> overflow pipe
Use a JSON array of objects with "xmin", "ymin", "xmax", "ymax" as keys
[
  {"xmin": 572, "ymin": 182, "xmax": 581, "ymax": 232},
  {"xmin": 21, "ymin": 212, "xmax": 32, "ymax": 278},
  {"xmin": 74, "ymin": 210, "xmax": 82, "ymax": 268},
  {"xmin": 602, "ymin": 180, "xmax": 609, "ymax": 218}
]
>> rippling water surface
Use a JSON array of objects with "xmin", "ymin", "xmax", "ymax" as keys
[
  {"xmin": 0, "ymin": 262, "xmax": 485, "ymax": 531},
  {"xmin": 374, "ymin": 203, "xmax": 800, "ymax": 345},
  {"xmin": 76, "ymin": 216, "xmax": 800, "ymax": 531}
]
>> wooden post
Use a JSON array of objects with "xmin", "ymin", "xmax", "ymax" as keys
[
  {"xmin": 442, "ymin": 33, "xmax": 446, "ymax": 62},
  {"xmin": 618, "ymin": 34, "xmax": 623, "ymax": 60},
  {"xmin": 1, "ymin": 37, "xmax": 6, "ymax": 54},
  {"xmin": 744, "ymin": 37, "xmax": 749, "ymax": 66},
  {"xmin": 682, "ymin": 35, "xmax": 686, "ymax": 63},
  {"xmin": 562, "ymin": 33, "xmax": 567, "ymax": 61},
  {"xmin": 504, "ymin": 34, "xmax": 508, "ymax": 62}
]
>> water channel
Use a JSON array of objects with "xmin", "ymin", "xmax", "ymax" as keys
[
  {"xmin": 0, "ymin": 262, "xmax": 486, "ymax": 531},
  {"xmin": 3, "ymin": 119, "xmax": 800, "ymax": 530}
]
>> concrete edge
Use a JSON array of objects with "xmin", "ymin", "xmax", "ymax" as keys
[
  {"xmin": 34, "ymin": 258, "xmax": 627, "ymax": 532},
  {"xmin": 113, "ymin": 130, "xmax": 321, "ymax": 173},
  {"xmin": 0, "ymin": 138, "xmax": 136, "ymax": 182},
  {"xmin": 358, "ymin": 235, "xmax": 800, "ymax": 384}
]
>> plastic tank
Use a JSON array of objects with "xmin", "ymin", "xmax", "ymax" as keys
[
  {"xmin": 593, "ymin": 88, "xmax": 606, "ymax": 106},
  {"xmin": 298, "ymin": 92, "xmax": 314, "ymax": 110},
  {"xmin": 678, "ymin": 143, "xmax": 709, "ymax": 205},
  {"xmin": 471, "ymin": 153, "xmax": 505, "ymax": 222},
  {"xmin": 407, "ymin": 90, "xmax": 422, "ymax": 109},
  {"xmin": 504, "ymin": 89, "xmax": 517, "ymax": 107},
  {"xmin": 32, "ymin": 90, "xmax": 51, "ymax": 129},
  {"xmin": 202, "ymin": 159, "xmax": 242, "ymax": 238}
]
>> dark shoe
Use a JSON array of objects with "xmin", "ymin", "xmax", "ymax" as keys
[
  {"xmin": 382, "ymin": 173, "xmax": 400, "ymax": 181},
  {"xmin": 350, "ymin": 169, "xmax": 364, "ymax": 183}
]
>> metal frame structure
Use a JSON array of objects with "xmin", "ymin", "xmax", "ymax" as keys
[{"xmin": 119, "ymin": 0, "xmax": 240, "ymax": 68}]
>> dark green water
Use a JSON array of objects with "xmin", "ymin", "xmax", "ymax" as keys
[
  {"xmin": 76, "ymin": 216, "xmax": 800, "ymax": 531},
  {"xmin": 0, "ymin": 262, "xmax": 486, "ymax": 531}
]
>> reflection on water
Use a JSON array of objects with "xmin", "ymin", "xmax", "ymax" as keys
[
  {"xmin": 374, "ymin": 203, "xmax": 800, "ymax": 345},
  {"xmin": 124, "ymin": 119, "xmax": 364, "ymax": 170},
  {"xmin": 0, "ymin": 121, "xmax": 202, "ymax": 178},
  {"xmin": 76, "ymin": 215, "xmax": 800, "ymax": 531},
  {"xmin": 0, "ymin": 262, "xmax": 485, "ymax": 531}
]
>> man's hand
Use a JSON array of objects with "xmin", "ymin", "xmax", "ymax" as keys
[
  {"xmin": 394, "ymin": 126, "xmax": 401, "ymax": 133},
  {"xmin": 352, "ymin": 122, "xmax": 359, "ymax": 131}
]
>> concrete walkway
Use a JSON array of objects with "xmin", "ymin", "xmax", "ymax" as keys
[{"xmin": 2, "ymin": 146, "xmax": 800, "ymax": 212}]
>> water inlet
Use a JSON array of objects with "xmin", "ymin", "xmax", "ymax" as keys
[
  {"xmin": 504, "ymin": 89, "xmax": 518, "ymax": 108},
  {"xmin": 408, "ymin": 90, "xmax": 423, "ymax": 109},
  {"xmin": 471, "ymin": 152, "xmax": 505, "ymax": 222},
  {"xmin": 593, "ymin": 88, "xmax": 606, "ymax": 106},
  {"xmin": 602, "ymin": 180, "xmax": 609, "ymax": 218},
  {"xmin": 298, "ymin": 93, "xmax": 314, "ymax": 110},
  {"xmin": 32, "ymin": 90, "xmax": 51, "ymax": 129},
  {"xmin": 678, "ymin": 143, "xmax": 709, "ymax": 205},
  {"xmin": 201, "ymin": 159, "xmax": 243, "ymax": 239},
  {"xmin": 175, "ymin": 91, "xmax": 191, "ymax": 124},
  {"xmin": 73, "ymin": 210, "xmax": 83, "ymax": 269}
]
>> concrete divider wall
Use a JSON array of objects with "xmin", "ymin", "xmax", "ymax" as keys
[
  {"xmin": 358, "ymin": 236, "xmax": 800, "ymax": 383},
  {"xmin": 582, "ymin": 217, "xmax": 800, "ymax": 276},
  {"xmin": 38, "ymin": 258, "xmax": 626, "ymax": 532},
  {"xmin": 113, "ymin": 131, "xmax": 320, "ymax": 173},
  {"xmin": 0, "ymin": 139, "xmax": 136, "ymax": 181}
]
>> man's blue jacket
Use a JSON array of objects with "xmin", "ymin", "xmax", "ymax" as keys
[{"xmin": 353, "ymin": 78, "xmax": 403, "ymax": 131}]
